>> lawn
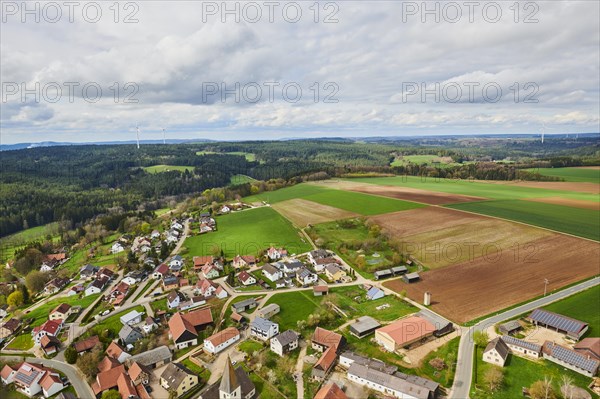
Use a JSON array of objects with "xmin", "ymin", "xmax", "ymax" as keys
[
  {"xmin": 244, "ymin": 184, "xmax": 424, "ymax": 215},
  {"xmin": 447, "ymin": 199, "xmax": 600, "ymax": 241},
  {"xmin": 26, "ymin": 294, "xmax": 100, "ymax": 327},
  {"xmin": 526, "ymin": 167, "xmax": 600, "ymax": 183},
  {"xmin": 143, "ymin": 165, "xmax": 194, "ymax": 173},
  {"xmin": 331, "ymin": 285, "xmax": 416, "ymax": 322},
  {"xmin": 184, "ymin": 207, "xmax": 311, "ymax": 258},
  {"xmin": 180, "ymin": 358, "xmax": 211, "ymax": 382},
  {"xmin": 90, "ymin": 305, "xmax": 145, "ymax": 337},
  {"xmin": 133, "ymin": 280, "xmax": 157, "ymax": 301},
  {"xmin": 0, "ymin": 222, "xmax": 60, "ymax": 264},
  {"xmin": 471, "ymin": 347, "xmax": 597, "ymax": 399},
  {"xmin": 542, "ymin": 285, "xmax": 600, "ymax": 337},
  {"xmin": 416, "ymin": 337, "xmax": 459, "ymax": 388},
  {"xmin": 150, "ymin": 298, "xmax": 168, "ymax": 313},
  {"xmin": 345, "ymin": 176, "xmax": 598, "ymax": 202},
  {"xmin": 238, "ymin": 340, "xmax": 264, "ymax": 356},
  {"xmin": 5, "ymin": 333, "xmax": 33, "ymax": 350},
  {"xmin": 263, "ymin": 290, "xmax": 326, "ymax": 331}
]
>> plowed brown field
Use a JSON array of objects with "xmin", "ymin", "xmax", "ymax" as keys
[
  {"xmin": 272, "ymin": 198, "xmax": 359, "ymax": 226},
  {"xmin": 384, "ymin": 233, "xmax": 600, "ymax": 323}
]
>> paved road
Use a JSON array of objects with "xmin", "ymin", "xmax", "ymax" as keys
[
  {"xmin": 2, "ymin": 356, "xmax": 95, "ymax": 399},
  {"xmin": 450, "ymin": 276, "xmax": 600, "ymax": 399}
]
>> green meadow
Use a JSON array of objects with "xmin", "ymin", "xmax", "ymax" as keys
[
  {"xmin": 448, "ymin": 200, "xmax": 600, "ymax": 241},
  {"xmin": 345, "ymin": 176, "xmax": 598, "ymax": 202},
  {"xmin": 184, "ymin": 207, "xmax": 311, "ymax": 258},
  {"xmin": 244, "ymin": 184, "xmax": 424, "ymax": 215},
  {"xmin": 143, "ymin": 164, "xmax": 194, "ymax": 173},
  {"xmin": 526, "ymin": 167, "xmax": 600, "ymax": 183}
]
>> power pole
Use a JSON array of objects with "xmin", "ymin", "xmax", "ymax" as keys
[{"xmin": 544, "ymin": 278, "xmax": 549, "ymax": 296}]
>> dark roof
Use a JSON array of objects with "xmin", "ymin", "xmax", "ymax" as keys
[
  {"xmin": 543, "ymin": 341, "xmax": 600, "ymax": 374},
  {"xmin": 349, "ymin": 316, "xmax": 381, "ymax": 334},
  {"xmin": 499, "ymin": 320, "xmax": 522, "ymax": 333},
  {"xmin": 2, "ymin": 318, "xmax": 21, "ymax": 332},
  {"xmin": 160, "ymin": 363, "xmax": 195, "ymax": 389},
  {"xmin": 404, "ymin": 272, "xmax": 420, "ymax": 279},
  {"xmin": 273, "ymin": 330, "xmax": 299, "ymax": 347},
  {"xmin": 374, "ymin": 269, "xmax": 392, "ymax": 276},
  {"xmin": 529, "ymin": 309, "xmax": 588, "ymax": 335},
  {"xmin": 484, "ymin": 337, "xmax": 510, "ymax": 360},
  {"xmin": 340, "ymin": 351, "xmax": 397, "ymax": 374},
  {"xmin": 501, "ymin": 335, "xmax": 541, "ymax": 352},
  {"xmin": 74, "ymin": 335, "xmax": 101, "ymax": 352},
  {"xmin": 232, "ymin": 298, "xmax": 257, "ymax": 310}
]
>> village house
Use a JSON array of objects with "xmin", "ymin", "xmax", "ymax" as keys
[
  {"xmin": 66, "ymin": 283, "xmax": 84, "ymax": 296},
  {"xmin": 40, "ymin": 335, "xmax": 61, "ymax": 355},
  {"xmin": 0, "ymin": 304, "xmax": 9, "ymax": 319},
  {"xmin": 267, "ymin": 247, "xmax": 288, "ymax": 261},
  {"xmin": 232, "ymin": 255, "xmax": 256, "ymax": 269},
  {"xmin": 542, "ymin": 341, "xmax": 600, "ymax": 377},
  {"xmin": 194, "ymin": 278, "xmax": 228, "ymax": 299},
  {"xmin": 91, "ymin": 364, "xmax": 126, "ymax": 396},
  {"xmin": 110, "ymin": 281, "xmax": 130, "ymax": 300},
  {"xmin": 200, "ymin": 357, "xmax": 256, "ymax": 399},
  {"xmin": 193, "ymin": 256, "xmax": 215, "ymax": 272},
  {"xmin": 152, "ymin": 263, "xmax": 169, "ymax": 279},
  {"xmin": 270, "ymin": 330, "xmax": 299, "ymax": 356},
  {"xmin": 178, "ymin": 296, "xmax": 206, "ymax": 311},
  {"xmin": 128, "ymin": 361, "xmax": 153, "ymax": 387},
  {"xmin": 324, "ymin": 264, "xmax": 346, "ymax": 281},
  {"xmin": 106, "ymin": 341, "xmax": 131, "ymax": 363},
  {"xmin": 151, "ymin": 230, "xmax": 161, "ymax": 239},
  {"xmin": 238, "ymin": 271, "xmax": 257, "ymax": 286},
  {"xmin": 32, "ymin": 319, "xmax": 63, "ymax": 345},
  {"xmin": 1, "ymin": 362, "xmax": 66, "ymax": 398},
  {"xmin": 44, "ymin": 277, "xmax": 69, "ymax": 295},
  {"xmin": 85, "ymin": 277, "xmax": 108, "ymax": 296},
  {"xmin": 97, "ymin": 267, "xmax": 115, "ymax": 281},
  {"xmin": 339, "ymin": 351, "xmax": 398, "ymax": 374},
  {"xmin": 483, "ymin": 337, "xmax": 510, "ymax": 366},
  {"xmin": 257, "ymin": 303, "xmax": 280, "ymax": 319},
  {"xmin": 279, "ymin": 260, "xmax": 303, "ymax": 274},
  {"xmin": 49, "ymin": 303, "xmax": 72, "ymax": 321},
  {"xmin": 250, "ymin": 317, "xmax": 279, "ymax": 341},
  {"xmin": 375, "ymin": 316, "xmax": 436, "ymax": 352},
  {"xmin": 296, "ymin": 268, "xmax": 318, "ymax": 286},
  {"xmin": 171, "ymin": 220, "xmax": 184, "ymax": 230},
  {"xmin": 160, "ymin": 362, "xmax": 199, "ymax": 397},
  {"xmin": 313, "ymin": 257, "xmax": 340, "ymax": 273},
  {"xmin": 314, "ymin": 383, "xmax": 348, "ymax": 399},
  {"xmin": 111, "ymin": 242, "xmax": 125, "ymax": 254},
  {"xmin": 168, "ymin": 308, "xmax": 214, "ymax": 350},
  {"xmin": 312, "ymin": 345, "xmax": 339, "ymax": 381},
  {"xmin": 162, "ymin": 274, "xmax": 180, "ymax": 291},
  {"xmin": 119, "ymin": 324, "xmax": 144, "ymax": 346},
  {"xmin": 0, "ymin": 318, "xmax": 22, "ymax": 339},
  {"xmin": 74, "ymin": 335, "xmax": 101, "ymax": 355},
  {"xmin": 204, "ymin": 327, "xmax": 240, "ymax": 354},
  {"xmin": 312, "ymin": 327, "xmax": 345, "ymax": 353},
  {"xmin": 169, "ymin": 255, "xmax": 184, "ymax": 270},
  {"xmin": 308, "ymin": 249, "xmax": 330, "ymax": 266},
  {"xmin": 201, "ymin": 264, "xmax": 220, "ymax": 279},
  {"xmin": 79, "ymin": 264, "xmax": 100, "ymax": 279},
  {"xmin": 122, "ymin": 271, "xmax": 143, "ymax": 286},
  {"xmin": 167, "ymin": 290, "xmax": 187, "ymax": 309},
  {"xmin": 262, "ymin": 263, "xmax": 283, "ymax": 282},
  {"xmin": 142, "ymin": 316, "xmax": 157, "ymax": 334}
]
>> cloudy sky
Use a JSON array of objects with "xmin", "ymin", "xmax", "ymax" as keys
[{"xmin": 1, "ymin": 0, "xmax": 599, "ymax": 143}]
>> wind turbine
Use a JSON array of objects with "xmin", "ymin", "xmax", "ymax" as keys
[
  {"xmin": 135, "ymin": 124, "xmax": 140, "ymax": 149},
  {"xmin": 540, "ymin": 123, "xmax": 546, "ymax": 144}
]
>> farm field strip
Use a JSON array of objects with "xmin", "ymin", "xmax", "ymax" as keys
[
  {"xmin": 244, "ymin": 183, "xmax": 425, "ymax": 215},
  {"xmin": 525, "ymin": 166, "xmax": 600, "ymax": 183},
  {"xmin": 143, "ymin": 164, "xmax": 194, "ymax": 173},
  {"xmin": 523, "ymin": 196, "xmax": 599, "ymax": 210},
  {"xmin": 344, "ymin": 176, "xmax": 599, "ymax": 201},
  {"xmin": 184, "ymin": 207, "xmax": 312, "ymax": 257},
  {"xmin": 447, "ymin": 199, "xmax": 600, "ymax": 241},
  {"xmin": 311, "ymin": 180, "xmax": 486, "ymax": 205},
  {"xmin": 272, "ymin": 198, "xmax": 359, "ymax": 227}
]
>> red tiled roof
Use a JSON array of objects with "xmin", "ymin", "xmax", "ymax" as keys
[
  {"xmin": 315, "ymin": 382, "xmax": 348, "ymax": 399},
  {"xmin": 45, "ymin": 253, "xmax": 66, "ymax": 261},
  {"xmin": 205, "ymin": 327, "xmax": 239, "ymax": 347},
  {"xmin": 40, "ymin": 335, "xmax": 60, "ymax": 349},
  {"xmin": 117, "ymin": 372, "xmax": 137, "ymax": 399},
  {"xmin": 39, "ymin": 372, "xmax": 62, "ymax": 391},
  {"xmin": 34, "ymin": 319, "xmax": 63, "ymax": 335},
  {"xmin": 376, "ymin": 316, "xmax": 436, "ymax": 347},
  {"xmin": 193, "ymin": 256, "xmax": 214, "ymax": 267},
  {"xmin": 314, "ymin": 347, "xmax": 337, "ymax": 372},
  {"xmin": 238, "ymin": 271, "xmax": 253, "ymax": 283},
  {"xmin": 313, "ymin": 286, "xmax": 329, "ymax": 293},
  {"xmin": 74, "ymin": 336, "xmax": 100, "ymax": 353},
  {"xmin": 93, "ymin": 365, "xmax": 125, "ymax": 394},
  {"xmin": 1, "ymin": 364, "xmax": 15, "ymax": 380},
  {"xmin": 312, "ymin": 327, "xmax": 343, "ymax": 349},
  {"xmin": 106, "ymin": 341, "xmax": 127, "ymax": 360},
  {"xmin": 98, "ymin": 356, "xmax": 121, "ymax": 373},
  {"xmin": 168, "ymin": 308, "xmax": 213, "ymax": 341},
  {"xmin": 154, "ymin": 263, "xmax": 169, "ymax": 275}
]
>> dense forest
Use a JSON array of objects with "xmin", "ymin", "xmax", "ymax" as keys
[{"xmin": 1, "ymin": 135, "xmax": 598, "ymax": 237}]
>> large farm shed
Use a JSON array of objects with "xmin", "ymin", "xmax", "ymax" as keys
[{"xmin": 528, "ymin": 309, "xmax": 589, "ymax": 340}]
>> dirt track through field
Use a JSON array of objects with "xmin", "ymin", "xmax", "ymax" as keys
[
  {"xmin": 384, "ymin": 233, "xmax": 600, "ymax": 323},
  {"xmin": 272, "ymin": 198, "xmax": 359, "ymax": 226},
  {"xmin": 524, "ymin": 196, "xmax": 599, "ymax": 210},
  {"xmin": 313, "ymin": 180, "xmax": 485, "ymax": 205}
]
